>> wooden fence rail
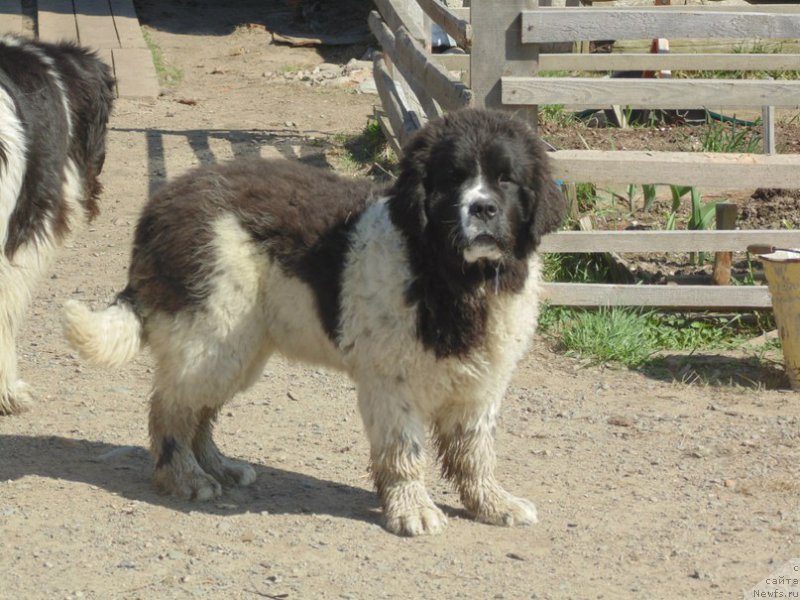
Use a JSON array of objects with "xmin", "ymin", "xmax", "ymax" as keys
[{"xmin": 370, "ymin": 0, "xmax": 800, "ymax": 309}]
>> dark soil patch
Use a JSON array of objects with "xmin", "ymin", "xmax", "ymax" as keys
[{"xmin": 540, "ymin": 117, "xmax": 800, "ymax": 286}]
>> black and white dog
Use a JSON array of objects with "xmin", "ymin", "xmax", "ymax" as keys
[
  {"xmin": 0, "ymin": 36, "xmax": 115, "ymax": 415},
  {"xmin": 63, "ymin": 109, "xmax": 565, "ymax": 535}
]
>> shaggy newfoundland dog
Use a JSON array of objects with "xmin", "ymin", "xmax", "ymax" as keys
[
  {"xmin": 0, "ymin": 36, "xmax": 114, "ymax": 415},
  {"xmin": 62, "ymin": 108, "xmax": 565, "ymax": 535}
]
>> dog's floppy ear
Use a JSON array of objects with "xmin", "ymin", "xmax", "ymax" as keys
[
  {"xmin": 387, "ymin": 125, "xmax": 437, "ymax": 240},
  {"xmin": 521, "ymin": 136, "xmax": 566, "ymax": 252}
]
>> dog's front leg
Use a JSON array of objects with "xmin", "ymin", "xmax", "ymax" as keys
[
  {"xmin": 435, "ymin": 399, "xmax": 538, "ymax": 528},
  {"xmin": 358, "ymin": 383, "xmax": 447, "ymax": 536},
  {"xmin": 0, "ymin": 266, "xmax": 33, "ymax": 415}
]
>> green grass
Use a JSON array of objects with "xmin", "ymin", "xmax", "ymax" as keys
[
  {"xmin": 543, "ymin": 252, "xmax": 611, "ymax": 284},
  {"xmin": 539, "ymin": 104, "xmax": 576, "ymax": 127},
  {"xmin": 699, "ymin": 117, "xmax": 762, "ymax": 153},
  {"xmin": 329, "ymin": 118, "xmax": 396, "ymax": 176},
  {"xmin": 539, "ymin": 306, "xmax": 776, "ymax": 369},
  {"xmin": 143, "ymin": 30, "xmax": 182, "ymax": 86}
]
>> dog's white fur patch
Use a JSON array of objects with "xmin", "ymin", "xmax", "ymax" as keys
[
  {"xmin": 0, "ymin": 87, "xmax": 26, "ymax": 249},
  {"xmin": 459, "ymin": 173, "xmax": 503, "ymax": 264}
]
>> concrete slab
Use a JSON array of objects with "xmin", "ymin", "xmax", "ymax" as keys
[
  {"xmin": 38, "ymin": 0, "xmax": 79, "ymax": 43},
  {"xmin": 110, "ymin": 0, "xmax": 147, "ymax": 49},
  {"xmin": 74, "ymin": 0, "xmax": 119, "ymax": 49},
  {"xmin": 112, "ymin": 47, "xmax": 160, "ymax": 98},
  {"xmin": 0, "ymin": 1, "xmax": 23, "ymax": 36}
]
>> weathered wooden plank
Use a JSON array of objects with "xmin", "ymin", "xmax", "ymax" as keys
[
  {"xmin": 538, "ymin": 52, "xmax": 800, "ymax": 72},
  {"xmin": 550, "ymin": 150, "xmax": 800, "ymax": 188},
  {"xmin": 368, "ymin": 11, "xmax": 442, "ymax": 122},
  {"xmin": 38, "ymin": 0, "xmax": 79, "ymax": 43},
  {"xmin": 373, "ymin": 0, "xmax": 426, "ymax": 42},
  {"xmin": 372, "ymin": 52, "xmax": 420, "ymax": 149},
  {"xmin": 539, "ymin": 230, "xmax": 800, "ymax": 254},
  {"xmin": 583, "ymin": 5, "xmax": 800, "ymax": 14},
  {"xmin": 503, "ymin": 76, "xmax": 800, "ymax": 108},
  {"xmin": 112, "ymin": 47, "xmax": 159, "ymax": 98},
  {"xmin": 0, "ymin": 1, "xmax": 22, "ymax": 35},
  {"xmin": 471, "ymin": 0, "xmax": 538, "ymax": 122},
  {"xmin": 433, "ymin": 52, "xmax": 800, "ymax": 84},
  {"xmin": 75, "ymin": 0, "xmax": 119, "ymax": 49},
  {"xmin": 540, "ymin": 282, "xmax": 771, "ymax": 309},
  {"xmin": 374, "ymin": 109, "xmax": 404, "ymax": 157},
  {"xmin": 521, "ymin": 9, "xmax": 800, "ymax": 44},
  {"xmin": 110, "ymin": 0, "xmax": 146, "ymax": 48},
  {"xmin": 417, "ymin": 0, "xmax": 471, "ymax": 49},
  {"xmin": 394, "ymin": 26, "xmax": 472, "ymax": 112}
]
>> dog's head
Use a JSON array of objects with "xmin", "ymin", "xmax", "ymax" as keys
[{"xmin": 389, "ymin": 109, "xmax": 565, "ymax": 278}]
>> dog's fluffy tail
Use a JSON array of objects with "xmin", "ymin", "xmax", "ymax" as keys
[{"xmin": 62, "ymin": 294, "xmax": 143, "ymax": 368}]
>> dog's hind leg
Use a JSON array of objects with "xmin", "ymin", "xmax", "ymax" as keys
[
  {"xmin": 192, "ymin": 406, "xmax": 256, "ymax": 488},
  {"xmin": 358, "ymin": 382, "xmax": 447, "ymax": 536},
  {"xmin": 149, "ymin": 390, "xmax": 223, "ymax": 501},
  {"xmin": 145, "ymin": 303, "xmax": 270, "ymax": 500},
  {"xmin": 435, "ymin": 398, "xmax": 538, "ymax": 528}
]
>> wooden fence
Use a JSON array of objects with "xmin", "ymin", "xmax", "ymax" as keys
[{"xmin": 369, "ymin": 0, "xmax": 800, "ymax": 309}]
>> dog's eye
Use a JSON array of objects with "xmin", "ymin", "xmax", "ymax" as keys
[{"xmin": 498, "ymin": 174, "xmax": 513, "ymax": 187}]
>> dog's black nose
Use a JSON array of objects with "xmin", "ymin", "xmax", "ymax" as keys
[{"xmin": 468, "ymin": 199, "xmax": 498, "ymax": 222}]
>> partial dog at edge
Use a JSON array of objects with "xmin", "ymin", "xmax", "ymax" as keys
[
  {"xmin": 0, "ymin": 35, "xmax": 114, "ymax": 415},
  {"xmin": 62, "ymin": 108, "xmax": 566, "ymax": 536}
]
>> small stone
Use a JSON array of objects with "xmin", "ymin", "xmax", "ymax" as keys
[{"xmin": 723, "ymin": 479, "xmax": 737, "ymax": 489}]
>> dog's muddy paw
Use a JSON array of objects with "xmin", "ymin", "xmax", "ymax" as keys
[
  {"xmin": 385, "ymin": 504, "xmax": 448, "ymax": 537},
  {"xmin": 195, "ymin": 452, "xmax": 256, "ymax": 488},
  {"xmin": 474, "ymin": 489, "xmax": 538, "ymax": 527},
  {"xmin": 214, "ymin": 460, "xmax": 256, "ymax": 488},
  {"xmin": 383, "ymin": 484, "xmax": 448, "ymax": 536},
  {"xmin": 155, "ymin": 468, "xmax": 222, "ymax": 501},
  {"xmin": 0, "ymin": 381, "xmax": 33, "ymax": 416}
]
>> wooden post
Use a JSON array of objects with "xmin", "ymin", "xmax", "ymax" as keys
[
  {"xmin": 712, "ymin": 203, "xmax": 738, "ymax": 285},
  {"xmin": 470, "ymin": 0, "xmax": 540, "ymax": 128},
  {"xmin": 763, "ymin": 105, "xmax": 776, "ymax": 155}
]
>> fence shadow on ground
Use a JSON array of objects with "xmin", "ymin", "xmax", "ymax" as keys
[
  {"xmin": 112, "ymin": 127, "xmax": 337, "ymax": 195},
  {"xmin": 0, "ymin": 434, "xmax": 389, "ymax": 524},
  {"xmin": 641, "ymin": 353, "xmax": 789, "ymax": 390}
]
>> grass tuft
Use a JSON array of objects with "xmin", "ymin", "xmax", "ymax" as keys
[
  {"xmin": 539, "ymin": 306, "xmax": 776, "ymax": 369},
  {"xmin": 329, "ymin": 118, "xmax": 396, "ymax": 177},
  {"xmin": 143, "ymin": 30, "xmax": 182, "ymax": 87}
]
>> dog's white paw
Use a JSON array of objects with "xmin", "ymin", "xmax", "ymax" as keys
[
  {"xmin": 154, "ymin": 467, "xmax": 223, "ymax": 501},
  {"xmin": 383, "ymin": 483, "xmax": 448, "ymax": 536},
  {"xmin": 0, "ymin": 380, "xmax": 33, "ymax": 416},
  {"xmin": 473, "ymin": 488, "xmax": 538, "ymax": 527},
  {"xmin": 223, "ymin": 460, "xmax": 256, "ymax": 487}
]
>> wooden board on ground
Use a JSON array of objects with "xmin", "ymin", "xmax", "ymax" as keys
[
  {"xmin": 38, "ymin": 0, "xmax": 79, "ymax": 43},
  {"xmin": 112, "ymin": 48, "xmax": 159, "ymax": 98},
  {"xmin": 74, "ymin": 0, "xmax": 119, "ymax": 49},
  {"xmin": 0, "ymin": 1, "xmax": 22, "ymax": 35},
  {"xmin": 110, "ymin": 0, "xmax": 147, "ymax": 49}
]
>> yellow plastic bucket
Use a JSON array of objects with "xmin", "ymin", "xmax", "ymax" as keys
[{"xmin": 758, "ymin": 249, "xmax": 800, "ymax": 390}]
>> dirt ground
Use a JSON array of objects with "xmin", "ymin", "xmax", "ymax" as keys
[{"xmin": 1, "ymin": 2, "xmax": 799, "ymax": 599}]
